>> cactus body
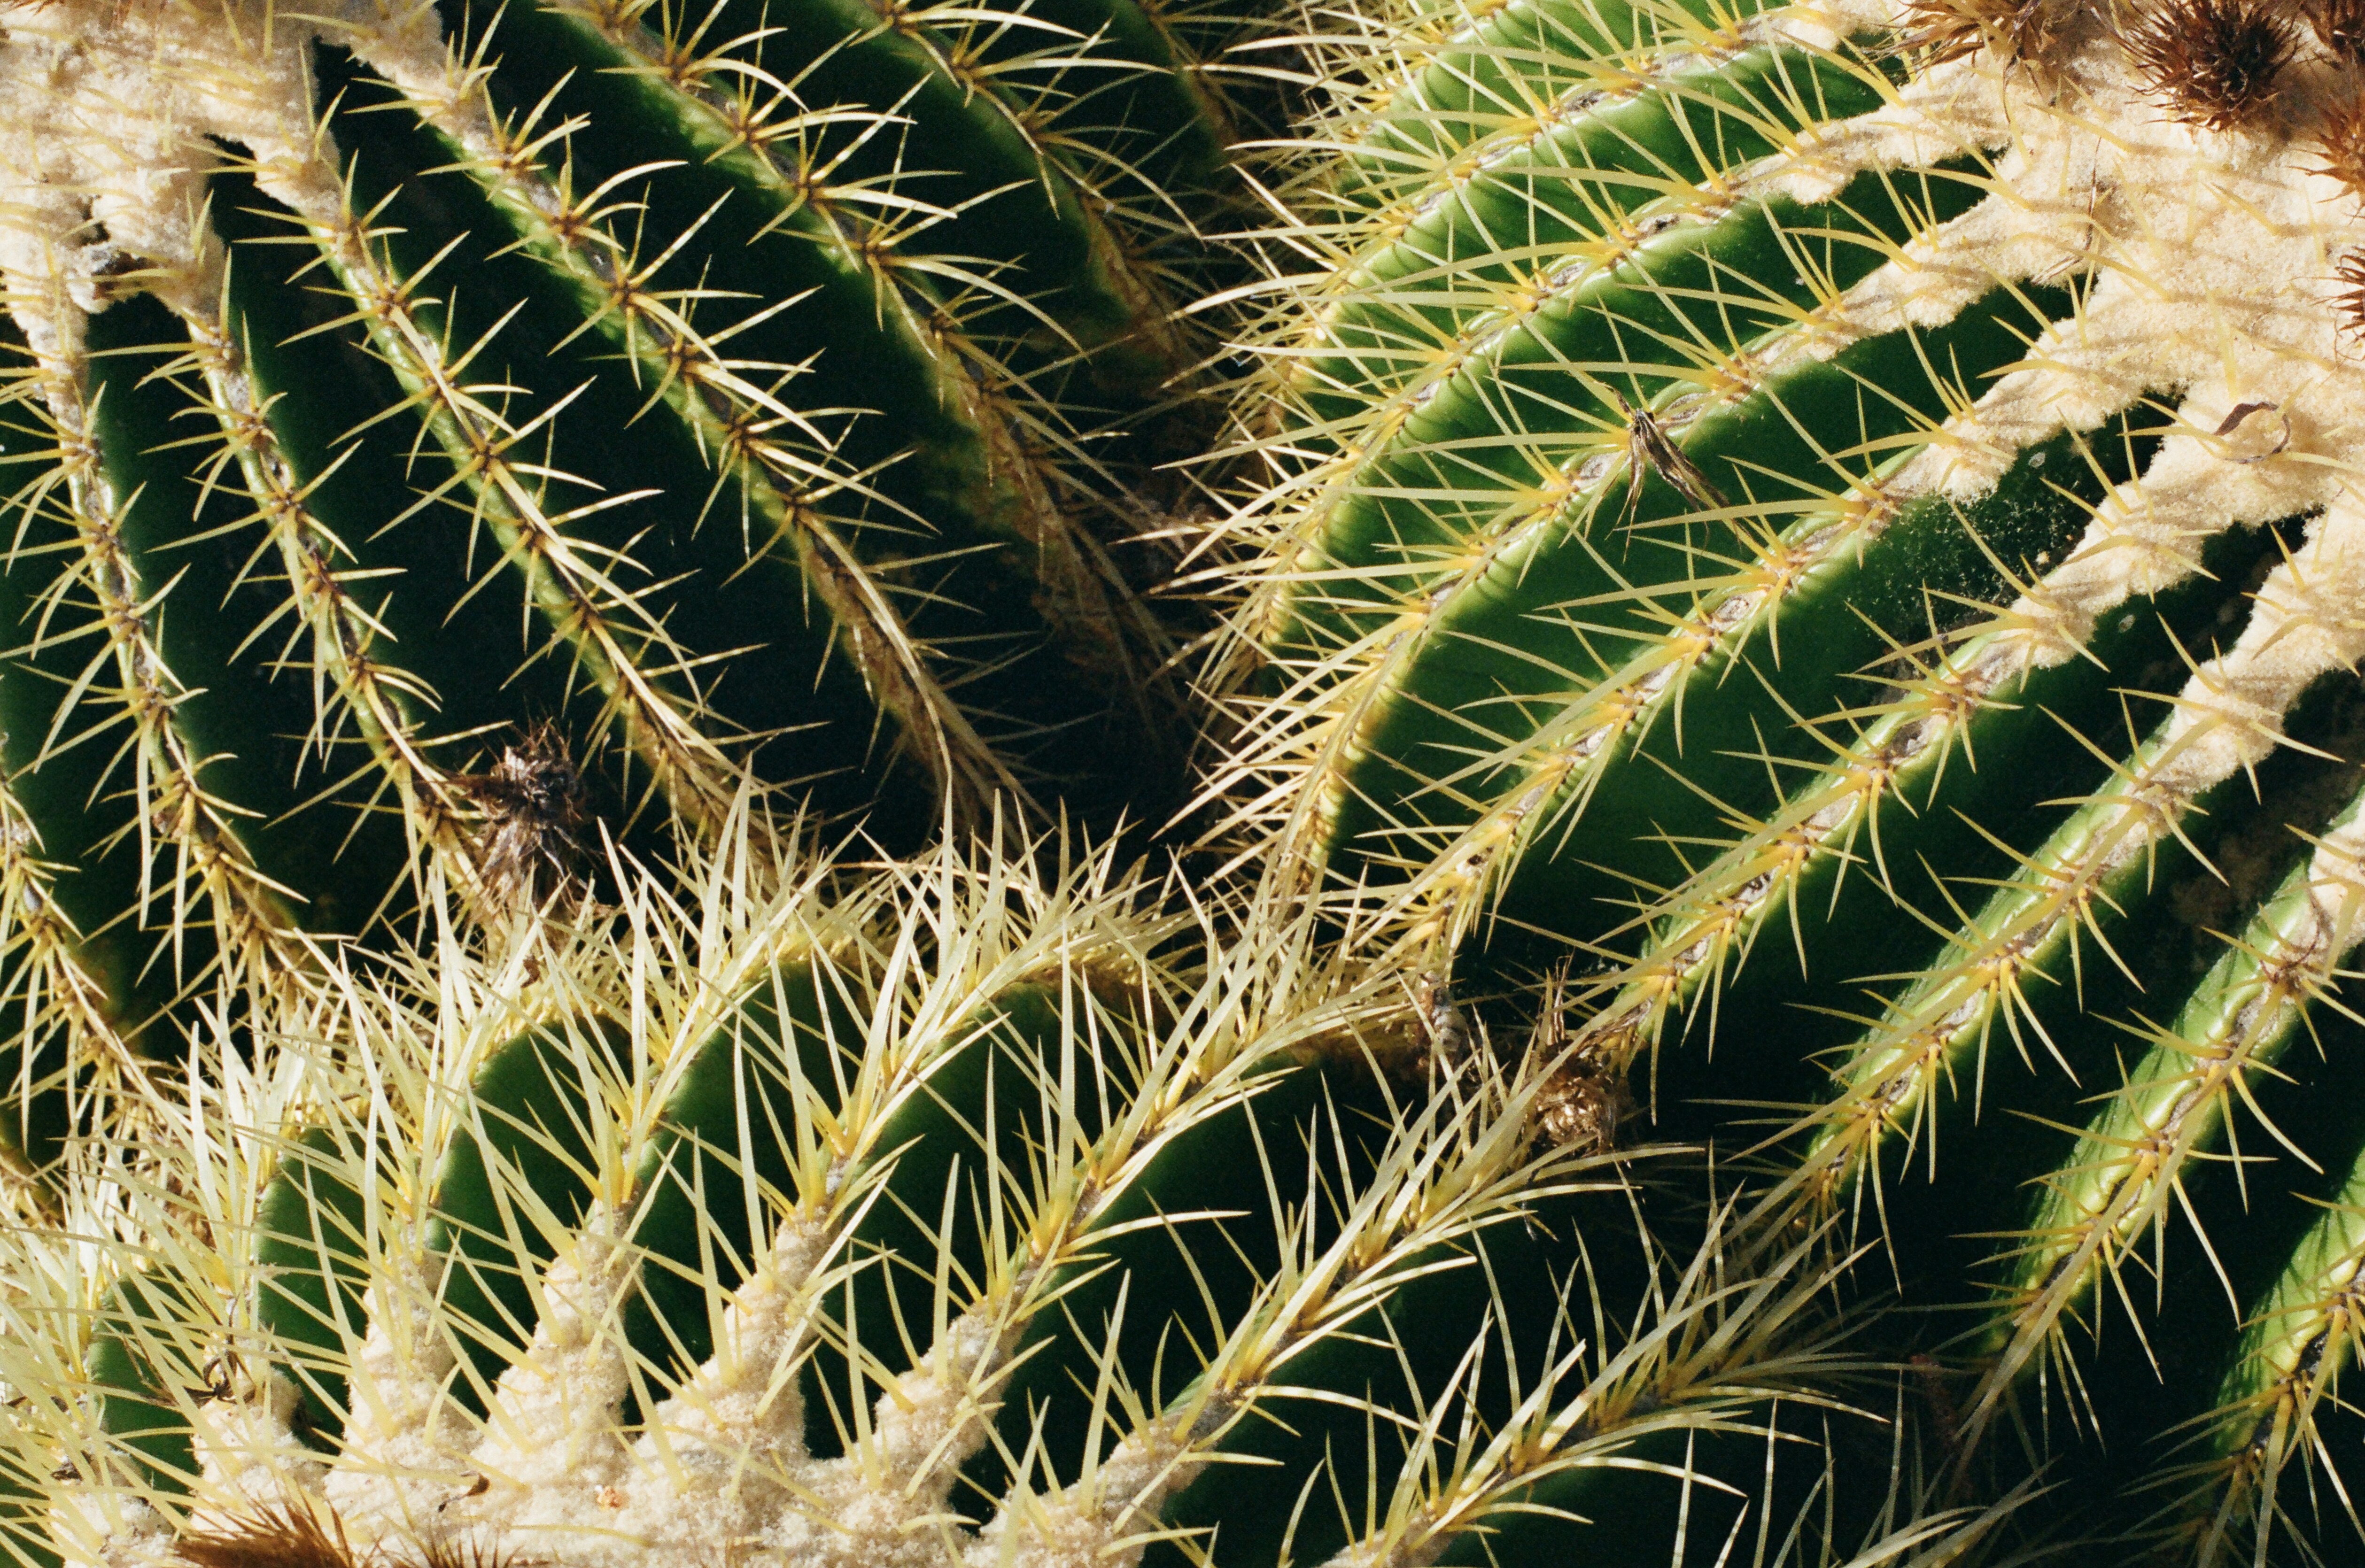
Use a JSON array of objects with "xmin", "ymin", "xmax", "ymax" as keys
[
  {"xmin": 0, "ymin": 0, "xmax": 1259, "ymax": 1154},
  {"xmin": 1217, "ymin": 0, "xmax": 2365, "ymax": 1553},
  {"xmin": 0, "ymin": 838, "xmax": 1965, "ymax": 1568}
]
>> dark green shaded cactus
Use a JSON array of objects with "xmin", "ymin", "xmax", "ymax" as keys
[
  {"xmin": 0, "ymin": 833, "xmax": 1993, "ymax": 1566},
  {"xmin": 0, "ymin": 0, "xmax": 1269, "ymax": 1159},
  {"xmin": 1213, "ymin": 0, "xmax": 2365, "ymax": 1555}
]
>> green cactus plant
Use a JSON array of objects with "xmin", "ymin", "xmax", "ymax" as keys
[
  {"xmin": 0, "ymin": 0, "xmax": 1272, "ymax": 1159},
  {"xmin": 1208, "ymin": 0, "xmax": 2365, "ymax": 1554},
  {"xmin": 0, "ymin": 828, "xmax": 2008, "ymax": 1567}
]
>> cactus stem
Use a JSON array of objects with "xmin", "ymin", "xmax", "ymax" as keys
[
  {"xmin": 3, "ymin": 245, "xmax": 309, "ymax": 992},
  {"xmin": 286, "ymin": 159, "xmax": 745, "ymax": 834},
  {"xmin": 1558, "ymin": 378, "xmax": 2337, "ymax": 1096},
  {"xmin": 1970, "ymin": 799, "xmax": 2365, "ymax": 1444},
  {"xmin": 1785, "ymin": 489, "xmax": 2365, "ymax": 1235},
  {"xmin": 162, "ymin": 243, "xmax": 472, "ymax": 875},
  {"xmin": 0, "ymin": 0, "xmax": 751, "ymax": 832},
  {"xmin": 344, "ymin": 11, "xmax": 1044, "ymax": 826},
  {"xmin": 2181, "ymin": 1143, "xmax": 2365, "ymax": 1554}
]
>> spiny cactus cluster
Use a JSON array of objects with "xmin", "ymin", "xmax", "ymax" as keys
[
  {"xmin": 22, "ymin": 0, "xmax": 2365, "ymax": 1562},
  {"xmin": 1210, "ymin": 0, "xmax": 2365, "ymax": 1553},
  {"xmin": 0, "ymin": 827, "xmax": 1972, "ymax": 1568},
  {"xmin": 0, "ymin": 0, "xmax": 1267, "ymax": 1155}
]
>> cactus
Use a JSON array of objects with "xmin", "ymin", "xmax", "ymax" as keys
[
  {"xmin": 0, "ymin": 826, "xmax": 2017, "ymax": 1567},
  {"xmin": 1210, "ymin": 0, "xmax": 2365, "ymax": 1554},
  {"xmin": 0, "ymin": 0, "xmax": 1271, "ymax": 1157}
]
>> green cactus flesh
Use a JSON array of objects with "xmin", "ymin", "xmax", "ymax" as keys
[
  {"xmin": 0, "ymin": 839, "xmax": 1971, "ymax": 1567},
  {"xmin": 1217, "ymin": 0, "xmax": 2365, "ymax": 1554},
  {"xmin": 30, "ymin": 0, "xmax": 2365, "ymax": 1562},
  {"xmin": 0, "ymin": 0, "xmax": 1259, "ymax": 1156}
]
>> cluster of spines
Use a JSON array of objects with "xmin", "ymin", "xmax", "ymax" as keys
[
  {"xmin": 1198, "ymin": 0, "xmax": 1935, "ymax": 886},
  {"xmin": 1208, "ymin": 0, "xmax": 2365, "ymax": 1553},
  {"xmin": 40, "ymin": 0, "xmax": 2365, "ymax": 1559},
  {"xmin": 0, "ymin": 819, "xmax": 2020, "ymax": 1568},
  {"xmin": 0, "ymin": 0, "xmax": 1287, "ymax": 1166}
]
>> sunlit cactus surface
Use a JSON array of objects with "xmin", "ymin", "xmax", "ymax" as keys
[
  {"xmin": 34, "ymin": 0, "xmax": 2365, "ymax": 1558},
  {"xmin": 0, "ymin": 0, "xmax": 1268, "ymax": 1157},
  {"xmin": 0, "ymin": 829, "xmax": 1987, "ymax": 1568},
  {"xmin": 1208, "ymin": 0, "xmax": 2365, "ymax": 1554}
]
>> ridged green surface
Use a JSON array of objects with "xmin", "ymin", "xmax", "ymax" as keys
[
  {"xmin": 1219, "ymin": 0, "xmax": 2365, "ymax": 1556},
  {"xmin": 1, "ymin": 844, "xmax": 1942, "ymax": 1566},
  {"xmin": 16, "ymin": 0, "xmax": 2365, "ymax": 1563},
  {"xmin": 0, "ymin": 0, "xmax": 1270, "ymax": 1166}
]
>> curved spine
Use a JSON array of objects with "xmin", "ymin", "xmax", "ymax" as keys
[{"xmin": 1974, "ymin": 796, "xmax": 2365, "ymax": 1440}]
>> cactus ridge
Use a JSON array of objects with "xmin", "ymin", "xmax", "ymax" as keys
[
  {"xmin": 0, "ymin": 0, "xmax": 1272, "ymax": 1159},
  {"xmin": 1216, "ymin": 0, "xmax": 2365, "ymax": 1553},
  {"xmin": 0, "ymin": 826, "xmax": 2004, "ymax": 1567},
  {"xmin": 34, "ymin": 0, "xmax": 2365, "ymax": 1559}
]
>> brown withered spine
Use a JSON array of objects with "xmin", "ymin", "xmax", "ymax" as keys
[
  {"xmin": 2125, "ymin": 0, "xmax": 2297, "ymax": 131},
  {"xmin": 457, "ymin": 722, "xmax": 590, "ymax": 917},
  {"xmin": 2312, "ymin": 0, "xmax": 2365, "ymax": 62}
]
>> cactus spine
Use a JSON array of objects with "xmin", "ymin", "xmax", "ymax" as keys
[
  {"xmin": 32, "ymin": 0, "xmax": 2365, "ymax": 1561},
  {"xmin": 0, "ymin": 829, "xmax": 1974, "ymax": 1567},
  {"xmin": 1213, "ymin": 0, "xmax": 2365, "ymax": 1554},
  {"xmin": 0, "ymin": 0, "xmax": 1263, "ymax": 1156}
]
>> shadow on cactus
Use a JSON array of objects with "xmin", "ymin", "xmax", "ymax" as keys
[
  {"xmin": 1206, "ymin": 0, "xmax": 2365, "ymax": 1555},
  {"xmin": 0, "ymin": 0, "xmax": 1279, "ymax": 1163},
  {"xmin": 0, "ymin": 827, "xmax": 2012, "ymax": 1566}
]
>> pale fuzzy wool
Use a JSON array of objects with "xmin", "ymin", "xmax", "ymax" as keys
[
  {"xmin": 609, "ymin": 1214, "xmax": 830, "ymax": 1547},
  {"xmin": 462, "ymin": 1207, "xmax": 639, "ymax": 1531},
  {"xmin": 961, "ymin": 1419, "xmax": 1203, "ymax": 1568},
  {"xmin": 188, "ymin": 1373, "xmax": 329, "ymax": 1521},
  {"xmin": 318, "ymin": 1251, "xmax": 475, "ymax": 1535},
  {"xmin": 2095, "ymin": 492, "xmax": 2365, "ymax": 817},
  {"xmin": 0, "ymin": 0, "xmax": 446, "ymax": 317},
  {"xmin": 2307, "ymin": 811, "xmax": 2365, "ymax": 946},
  {"xmin": 318, "ymin": 1203, "xmax": 1063, "ymax": 1568}
]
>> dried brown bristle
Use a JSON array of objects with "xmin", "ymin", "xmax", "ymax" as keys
[
  {"xmin": 173, "ymin": 1509, "xmax": 527, "ymax": 1568},
  {"xmin": 2334, "ymin": 249, "xmax": 2365, "ymax": 338},
  {"xmin": 2313, "ymin": 93, "xmax": 2365, "ymax": 189},
  {"xmin": 1612, "ymin": 391, "xmax": 1725, "ymax": 526},
  {"xmin": 175, "ymin": 1507, "xmax": 362, "ymax": 1568},
  {"xmin": 457, "ymin": 722, "xmax": 590, "ymax": 915},
  {"xmin": 1523, "ymin": 965, "xmax": 1629, "ymax": 1153},
  {"xmin": 1893, "ymin": 0, "xmax": 2064, "ymax": 69},
  {"xmin": 2312, "ymin": 0, "xmax": 2365, "ymax": 62},
  {"xmin": 2125, "ymin": 0, "xmax": 2297, "ymax": 131}
]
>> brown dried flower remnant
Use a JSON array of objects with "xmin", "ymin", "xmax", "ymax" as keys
[
  {"xmin": 1527, "ymin": 966, "xmax": 1629, "ymax": 1154},
  {"xmin": 1535, "ymin": 1072, "xmax": 1624, "ymax": 1152},
  {"xmin": 2312, "ymin": 93, "xmax": 2365, "ymax": 191},
  {"xmin": 1894, "ymin": 0, "xmax": 2067, "ymax": 70},
  {"xmin": 175, "ymin": 1506, "xmax": 363, "ymax": 1568},
  {"xmin": 2335, "ymin": 248, "xmax": 2365, "ymax": 338},
  {"xmin": 459, "ymin": 722, "xmax": 589, "ymax": 915},
  {"xmin": 2126, "ymin": 0, "xmax": 2297, "ymax": 131},
  {"xmin": 2312, "ymin": 0, "xmax": 2365, "ymax": 62},
  {"xmin": 174, "ymin": 1505, "xmax": 523, "ymax": 1568}
]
